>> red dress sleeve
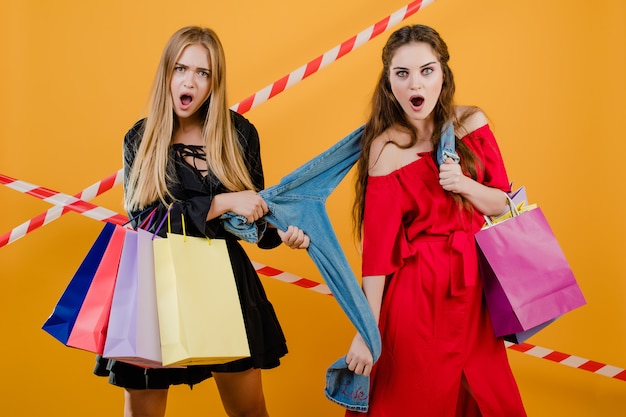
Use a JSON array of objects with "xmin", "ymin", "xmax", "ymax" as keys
[
  {"xmin": 361, "ymin": 174, "xmax": 407, "ymax": 277},
  {"xmin": 463, "ymin": 124, "xmax": 511, "ymax": 192}
]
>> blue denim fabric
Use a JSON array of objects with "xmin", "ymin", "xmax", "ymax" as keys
[
  {"xmin": 221, "ymin": 126, "xmax": 379, "ymax": 411},
  {"xmin": 221, "ymin": 215, "xmax": 267, "ymax": 243},
  {"xmin": 437, "ymin": 123, "xmax": 459, "ymax": 165},
  {"xmin": 221, "ymin": 124, "xmax": 459, "ymax": 412}
]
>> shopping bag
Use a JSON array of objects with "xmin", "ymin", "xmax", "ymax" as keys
[
  {"xmin": 153, "ymin": 215, "xmax": 250, "ymax": 366},
  {"xmin": 475, "ymin": 202, "xmax": 586, "ymax": 340},
  {"xmin": 482, "ymin": 186, "xmax": 560, "ymax": 343},
  {"xmin": 65, "ymin": 223, "xmax": 127, "ymax": 353},
  {"xmin": 103, "ymin": 228, "xmax": 165, "ymax": 367},
  {"xmin": 503, "ymin": 317, "xmax": 557, "ymax": 343},
  {"xmin": 42, "ymin": 222, "xmax": 117, "ymax": 344}
]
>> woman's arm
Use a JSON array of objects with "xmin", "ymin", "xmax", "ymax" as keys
[
  {"xmin": 345, "ymin": 275, "xmax": 386, "ymax": 377},
  {"xmin": 439, "ymin": 160, "xmax": 508, "ymax": 216},
  {"xmin": 207, "ymin": 190, "xmax": 268, "ymax": 223},
  {"xmin": 439, "ymin": 108, "xmax": 508, "ymax": 216}
]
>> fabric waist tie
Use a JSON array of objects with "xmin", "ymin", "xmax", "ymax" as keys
[{"xmin": 410, "ymin": 231, "xmax": 475, "ymax": 296}]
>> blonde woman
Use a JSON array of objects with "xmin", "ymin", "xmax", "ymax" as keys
[{"xmin": 94, "ymin": 26, "xmax": 309, "ymax": 417}]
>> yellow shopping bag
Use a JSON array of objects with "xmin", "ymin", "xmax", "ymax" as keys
[{"xmin": 153, "ymin": 213, "xmax": 250, "ymax": 366}]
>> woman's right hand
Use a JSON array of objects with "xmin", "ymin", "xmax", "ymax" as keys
[
  {"xmin": 215, "ymin": 190, "xmax": 268, "ymax": 223},
  {"xmin": 346, "ymin": 332, "xmax": 374, "ymax": 376}
]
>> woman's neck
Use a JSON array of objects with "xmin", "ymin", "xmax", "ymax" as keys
[
  {"xmin": 173, "ymin": 118, "xmax": 204, "ymax": 145},
  {"xmin": 408, "ymin": 116, "xmax": 435, "ymax": 143}
]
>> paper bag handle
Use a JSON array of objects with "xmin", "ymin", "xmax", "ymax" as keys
[
  {"xmin": 483, "ymin": 193, "xmax": 520, "ymax": 227},
  {"xmin": 151, "ymin": 203, "xmax": 174, "ymax": 240}
]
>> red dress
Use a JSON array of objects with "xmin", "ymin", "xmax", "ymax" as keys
[{"xmin": 347, "ymin": 125, "xmax": 527, "ymax": 417}]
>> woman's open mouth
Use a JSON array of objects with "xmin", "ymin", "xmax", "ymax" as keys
[
  {"xmin": 180, "ymin": 94, "xmax": 193, "ymax": 106},
  {"xmin": 410, "ymin": 95, "xmax": 424, "ymax": 108}
]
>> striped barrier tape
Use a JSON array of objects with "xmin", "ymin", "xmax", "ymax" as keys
[
  {"xmin": 0, "ymin": 174, "xmax": 128, "ymax": 226},
  {"xmin": 251, "ymin": 261, "xmax": 332, "ymax": 295},
  {"xmin": 505, "ymin": 341, "xmax": 626, "ymax": 381},
  {"xmin": 0, "ymin": 170, "xmax": 124, "ymax": 248},
  {"xmin": 253, "ymin": 260, "xmax": 626, "ymax": 383},
  {"xmin": 0, "ymin": 0, "xmax": 435, "ymax": 247},
  {"xmin": 231, "ymin": 0, "xmax": 436, "ymax": 113},
  {"xmin": 1, "ymin": 180, "xmax": 624, "ymax": 382}
]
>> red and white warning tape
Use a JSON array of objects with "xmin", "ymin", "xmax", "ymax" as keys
[
  {"xmin": 0, "ymin": 170, "xmax": 124, "ymax": 248},
  {"xmin": 505, "ymin": 341, "xmax": 626, "ymax": 381},
  {"xmin": 231, "ymin": 0, "xmax": 436, "ymax": 114},
  {"xmin": 251, "ymin": 261, "xmax": 332, "ymax": 295},
  {"xmin": 1, "ymin": 1, "xmax": 435, "ymax": 247},
  {"xmin": 252, "ymin": 260, "xmax": 626, "ymax": 382},
  {"xmin": 1, "ymin": 181, "xmax": 624, "ymax": 382},
  {"xmin": 0, "ymin": 174, "xmax": 128, "ymax": 227}
]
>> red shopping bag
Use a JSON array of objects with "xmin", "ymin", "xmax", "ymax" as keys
[
  {"xmin": 475, "ymin": 205, "xmax": 586, "ymax": 340},
  {"xmin": 66, "ymin": 224, "xmax": 127, "ymax": 354},
  {"xmin": 42, "ymin": 222, "xmax": 117, "ymax": 344}
]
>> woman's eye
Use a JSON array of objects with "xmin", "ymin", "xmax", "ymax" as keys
[
  {"xmin": 198, "ymin": 71, "xmax": 210, "ymax": 78},
  {"xmin": 174, "ymin": 66, "xmax": 185, "ymax": 73},
  {"xmin": 422, "ymin": 67, "xmax": 434, "ymax": 75},
  {"xmin": 396, "ymin": 70, "xmax": 408, "ymax": 78}
]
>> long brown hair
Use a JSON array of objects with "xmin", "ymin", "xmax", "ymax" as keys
[
  {"xmin": 125, "ymin": 26, "xmax": 255, "ymax": 212},
  {"xmin": 353, "ymin": 24, "xmax": 480, "ymax": 240}
]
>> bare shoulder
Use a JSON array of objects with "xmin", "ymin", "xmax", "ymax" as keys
[
  {"xmin": 454, "ymin": 105, "xmax": 488, "ymax": 137},
  {"xmin": 368, "ymin": 126, "xmax": 414, "ymax": 177}
]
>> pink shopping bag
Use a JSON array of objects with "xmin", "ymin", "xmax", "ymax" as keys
[{"xmin": 475, "ymin": 206, "xmax": 586, "ymax": 339}]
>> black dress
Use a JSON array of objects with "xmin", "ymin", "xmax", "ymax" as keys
[{"xmin": 93, "ymin": 111, "xmax": 288, "ymax": 389}]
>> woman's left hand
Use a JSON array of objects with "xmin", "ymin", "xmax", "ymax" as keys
[
  {"xmin": 277, "ymin": 225, "xmax": 310, "ymax": 249},
  {"xmin": 439, "ymin": 158, "xmax": 467, "ymax": 193}
]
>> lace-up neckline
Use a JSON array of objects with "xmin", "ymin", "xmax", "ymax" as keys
[{"xmin": 172, "ymin": 144, "xmax": 208, "ymax": 177}]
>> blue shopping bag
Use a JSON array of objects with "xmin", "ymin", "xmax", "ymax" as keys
[{"xmin": 42, "ymin": 222, "xmax": 117, "ymax": 344}]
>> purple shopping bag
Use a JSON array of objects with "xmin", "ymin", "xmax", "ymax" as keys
[
  {"xmin": 103, "ymin": 229, "xmax": 165, "ymax": 367},
  {"xmin": 475, "ymin": 207, "xmax": 586, "ymax": 339}
]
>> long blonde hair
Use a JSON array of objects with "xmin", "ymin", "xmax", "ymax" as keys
[{"xmin": 125, "ymin": 26, "xmax": 255, "ymax": 212}]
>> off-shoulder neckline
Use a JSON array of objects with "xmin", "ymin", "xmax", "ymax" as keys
[{"xmin": 368, "ymin": 123, "xmax": 490, "ymax": 179}]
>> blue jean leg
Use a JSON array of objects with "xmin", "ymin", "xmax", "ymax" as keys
[{"xmin": 222, "ymin": 124, "xmax": 459, "ymax": 412}]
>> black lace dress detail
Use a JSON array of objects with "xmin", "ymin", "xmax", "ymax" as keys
[{"xmin": 172, "ymin": 144, "xmax": 208, "ymax": 178}]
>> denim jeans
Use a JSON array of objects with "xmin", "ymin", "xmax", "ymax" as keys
[
  {"xmin": 437, "ymin": 122, "xmax": 459, "ymax": 165},
  {"xmin": 222, "ymin": 123, "xmax": 457, "ymax": 412}
]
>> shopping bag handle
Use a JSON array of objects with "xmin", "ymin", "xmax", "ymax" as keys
[
  {"xmin": 137, "ymin": 207, "xmax": 157, "ymax": 230},
  {"xmin": 152, "ymin": 204, "xmax": 174, "ymax": 240},
  {"xmin": 152, "ymin": 204, "xmax": 213, "ymax": 245},
  {"xmin": 483, "ymin": 194, "xmax": 520, "ymax": 227},
  {"xmin": 123, "ymin": 206, "xmax": 157, "ymax": 229}
]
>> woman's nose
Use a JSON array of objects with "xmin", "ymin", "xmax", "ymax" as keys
[{"xmin": 183, "ymin": 73, "xmax": 195, "ymax": 88}]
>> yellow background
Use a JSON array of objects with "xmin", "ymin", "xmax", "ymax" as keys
[{"xmin": 1, "ymin": 0, "xmax": 625, "ymax": 415}]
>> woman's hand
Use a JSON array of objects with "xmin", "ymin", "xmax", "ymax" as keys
[
  {"xmin": 346, "ymin": 333, "xmax": 374, "ymax": 376},
  {"xmin": 277, "ymin": 225, "xmax": 310, "ymax": 249},
  {"xmin": 219, "ymin": 190, "xmax": 268, "ymax": 223},
  {"xmin": 438, "ymin": 158, "xmax": 509, "ymax": 215},
  {"xmin": 439, "ymin": 158, "xmax": 468, "ymax": 193}
]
